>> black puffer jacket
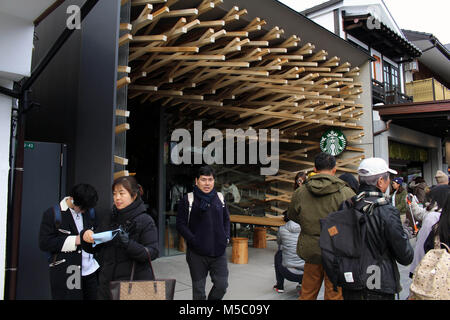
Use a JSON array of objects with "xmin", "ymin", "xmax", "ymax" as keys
[
  {"xmin": 354, "ymin": 185, "xmax": 414, "ymax": 294},
  {"xmin": 81, "ymin": 198, "xmax": 159, "ymax": 300}
]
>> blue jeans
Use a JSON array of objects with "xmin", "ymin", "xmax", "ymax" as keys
[{"xmin": 274, "ymin": 250, "xmax": 303, "ymax": 289}]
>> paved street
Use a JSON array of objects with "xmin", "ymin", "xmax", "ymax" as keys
[{"xmin": 153, "ymin": 237, "xmax": 415, "ymax": 300}]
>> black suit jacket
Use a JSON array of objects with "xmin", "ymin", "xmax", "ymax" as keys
[{"xmin": 39, "ymin": 204, "xmax": 96, "ymax": 300}]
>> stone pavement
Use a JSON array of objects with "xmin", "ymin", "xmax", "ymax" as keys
[{"xmin": 152, "ymin": 238, "xmax": 415, "ymax": 300}]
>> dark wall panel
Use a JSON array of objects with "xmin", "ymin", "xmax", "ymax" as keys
[
  {"xmin": 27, "ymin": 0, "xmax": 121, "ymax": 219},
  {"xmin": 28, "ymin": 0, "xmax": 84, "ymax": 189},
  {"xmin": 75, "ymin": 0, "xmax": 120, "ymax": 219}
]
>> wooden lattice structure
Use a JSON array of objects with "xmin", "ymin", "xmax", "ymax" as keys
[{"xmin": 116, "ymin": 0, "xmax": 366, "ymax": 215}]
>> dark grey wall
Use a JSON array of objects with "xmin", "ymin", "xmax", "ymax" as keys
[
  {"xmin": 75, "ymin": 0, "xmax": 120, "ymax": 219},
  {"xmin": 28, "ymin": 0, "xmax": 84, "ymax": 189},
  {"xmin": 27, "ymin": 0, "xmax": 121, "ymax": 218}
]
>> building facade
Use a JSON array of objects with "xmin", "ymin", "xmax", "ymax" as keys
[
  {"xmin": 4, "ymin": 0, "xmax": 374, "ymax": 299},
  {"xmin": 300, "ymin": 0, "xmax": 449, "ymax": 186}
]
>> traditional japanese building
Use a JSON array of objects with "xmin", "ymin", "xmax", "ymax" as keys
[{"xmin": 300, "ymin": 0, "xmax": 448, "ymax": 185}]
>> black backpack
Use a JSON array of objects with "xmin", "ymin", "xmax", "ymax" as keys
[{"xmin": 319, "ymin": 192, "xmax": 389, "ymax": 292}]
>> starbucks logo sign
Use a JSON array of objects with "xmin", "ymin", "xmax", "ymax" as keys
[{"xmin": 320, "ymin": 129, "xmax": 347, "ymax": 156}]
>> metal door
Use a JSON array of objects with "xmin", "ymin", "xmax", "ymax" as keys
[{"xmin": 16, "ymin": 141, "xmax": 66, "ymax": 299}]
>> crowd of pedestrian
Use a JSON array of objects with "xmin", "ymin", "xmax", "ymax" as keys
[{"xmin": 39, "ymin": 154, "xmax": 449, "ymax": 301}]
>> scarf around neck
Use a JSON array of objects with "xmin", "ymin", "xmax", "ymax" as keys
[
  {"xmin": 193, "ymin": 185, "xmax": 217, "ymax": 211},
  {"xmin": 112, "ymin": 197, "xmax": 145, "ymax": 225}
]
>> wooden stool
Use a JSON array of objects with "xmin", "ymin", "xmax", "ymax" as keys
[
  {"xmin": 165, "ymin": 228, "xmax": 175, "ymax": 248},
  {"xmin": 253, "ymin": 227, "xmax": 267, "ymax": 248},
  {"xmin": 178, "ymin": 235, "xmax": 186, "ymax": 252},
  {"xmin": 231, "ymin": 237, "xmax": 248, "ymax": 264}
]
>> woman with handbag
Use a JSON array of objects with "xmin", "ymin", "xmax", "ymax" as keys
[{"xmin": 81, "ymin": 176, "xmax": 159, "ymax": 299}]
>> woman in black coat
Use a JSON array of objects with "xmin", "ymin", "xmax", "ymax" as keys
[{"xmin": 81, "ymin": 176, "xmax": 159, "ymax": 300}]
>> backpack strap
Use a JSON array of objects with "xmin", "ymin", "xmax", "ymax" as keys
[
  {"xmin": 187, "ymin": 192, "xmax": 225, "ymax": 223},
  {"xmin": 88, "ymin": 207, "xmax": 96, "ymax": 222},
  {"xmin": 187, "ymin": 192, "xmax": 194, "ymax": 223},
  {"xmin": 52, "ymin": 204, "xmax": 62, "ymax": 229},
  {"xmin": 217, "ymin": 192, "xmax": 225, "ymax": 207}
]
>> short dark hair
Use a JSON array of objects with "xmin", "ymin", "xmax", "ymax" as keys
[
  {"xmin": 70, "ymin": 184, "xmax": 98, "ymax": 210},
  {"xmin": 112, "ymin": 176, "xmax": 143, "ymax": 199},
  {"xmin": 314, "ymin": 152, "xmax": 336, "ymax": 171},
  {"xmin": 196, "ymin": 165, "xmax": 215, "ymax": 179}
]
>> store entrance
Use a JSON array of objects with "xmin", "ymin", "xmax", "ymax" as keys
[{"xmin": 389, "ymin": 159, "xmax": 424, "ymax": 184}]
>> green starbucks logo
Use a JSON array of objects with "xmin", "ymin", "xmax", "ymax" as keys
[{"xmin": 320, "ymin": 129, "xmax": 347, "ymax": 156}]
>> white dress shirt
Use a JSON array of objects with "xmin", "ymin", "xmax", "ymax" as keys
[{"xmin": 60, "ymin": 197, "xmax": 99, "ymax": 276}]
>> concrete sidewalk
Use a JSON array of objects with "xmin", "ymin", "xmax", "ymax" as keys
[{"xmin": 152, "ymin": 238, "xmax": 415, "ymax": 300}]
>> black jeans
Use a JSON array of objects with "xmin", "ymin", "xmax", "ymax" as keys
[
  {"xmin": 82, "ymin": 271, "xmax": 98, "ymax": 300},
  {"xmin": 274, "ymin": 250, "xmax": 303, "ymax": 289},
  {"xmin": 343, "ymin": 289, "xmax": 395, "ymax": 300},
  {"xmin": 186, "ymin": 248, "xmax": 229, "ymax": 300}
]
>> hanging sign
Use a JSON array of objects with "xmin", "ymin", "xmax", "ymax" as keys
[{"xmin": 320, "ymin": 129, "xmax": 347, "ymax": 156}]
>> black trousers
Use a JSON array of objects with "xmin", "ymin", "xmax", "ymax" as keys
[
  {"xmin": 274, "ymin": 250, "xmax": 303, "ymax": 289},
  {"xmin": 343, "ymin": 289, "xmax": 395, "ymax": 300},
  {"xmin": 186, "ymin": 248, "xmax": 229, "ymax": 300},
  {"xmin": 82, "ymin": 271, "xmax": 98, "ymax": 300}
]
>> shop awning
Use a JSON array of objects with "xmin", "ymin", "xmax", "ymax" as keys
[{"xmin": 374, "ymin": 100, "xmax": 450, "ymax": 139}]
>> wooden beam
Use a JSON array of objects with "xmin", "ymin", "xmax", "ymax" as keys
[
  {"xmin": 116, "ymin": 109, "xmax": 130, "ymax": 117},
  {"xmin": 114, "ymin": 170, "xmax": 129, "ymax": 180},
  {"xmin": 115, "ymin": 123, "xmax": 130, "ymax": 134},
  {"xmin": 114, "ymin": 156, "xmax": 129, "ymax": 165},
  {"xmin": 117, "ymin": 66, "xmax": 131, "ymax": 73},
  {"xmin": 119, "ymin": 34, "xmax": 133, "ymax": 47},
  {"xmin": 117, "ymin": 77, "xmax": 131, "ymax": 89}
]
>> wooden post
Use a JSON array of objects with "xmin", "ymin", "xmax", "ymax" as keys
[
  {"xmin": 253, "ymin": 227, "xmax": 267, "ymax": 248},
  {"xmin": 231, "ymin": 237, "xmax": 248, "ymax": 264}
]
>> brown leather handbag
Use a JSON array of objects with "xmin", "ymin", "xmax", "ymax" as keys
[{"xmin": 110, "ymin": 248, "xmax": 176, "ymax": 300}]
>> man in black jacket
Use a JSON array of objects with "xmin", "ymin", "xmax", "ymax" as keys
[
  {"xmin": 426, "ymin": 170, "xmax": 450, "ymax": 209},
  {"xmin": 39, "ymin": 184, "xmax": 99, "ymax": 300},
  {"xmin": 342, "ymin": 158, "xmax": 414, "ymax": 300},
  {"xmin": 176, "ymin": 166, "xmax": 230, "ymax": 300}
]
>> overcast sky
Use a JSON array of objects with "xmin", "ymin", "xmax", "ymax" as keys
[{"xmin": 278, "ymin": 0, "xmax": 450, "ymax": 45}]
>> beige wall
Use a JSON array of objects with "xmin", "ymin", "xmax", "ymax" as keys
[{"xmin": 343, "ymin": 60, "xmax": 374, "ymax": 162}]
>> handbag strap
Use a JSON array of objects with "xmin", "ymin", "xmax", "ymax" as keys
[
  {"xmin": 128, "ymin": 247, "xmax": 155, "ymax": 282},
  {"xmin": 129, "ymin": 261, "xmax": 136, "ymax": 282},
  {"xmin": 143, "ymin": 247, "xmax": 156, "ymax": 280},
  {"xmin": 434, "ymin": 235, "xmax": 441, "ymax": 250}
]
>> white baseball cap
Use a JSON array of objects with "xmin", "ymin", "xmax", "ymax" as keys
[{"xmin": 358, "ymin": 158, "xmax": 397, "ymax": 177}]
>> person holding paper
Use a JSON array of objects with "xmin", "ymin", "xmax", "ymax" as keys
[
  {"xmin": 80, "ymin": 176, "xmax": 159, "ymax": 300},
  {"xmin": 39, "ymin": 184, "xmax": 99, "ymax": 300}
]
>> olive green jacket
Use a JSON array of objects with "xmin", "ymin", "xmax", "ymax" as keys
[
  {"xmin": 391, "ymin": 189, "xmax": 407, "ymax": 216},
  {"xmin": 287, "ymin": 174, "xmax": 355, "ymax": 264}
]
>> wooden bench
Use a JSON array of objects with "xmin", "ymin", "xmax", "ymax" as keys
[{"xmin": 229, "ymin": 215, "xmax": 286, "ymax": 248}]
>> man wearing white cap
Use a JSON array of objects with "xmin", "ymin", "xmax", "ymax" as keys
[{"xmin": 341, "ymin": 158, "xmax": 414, "ymax": 300}]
